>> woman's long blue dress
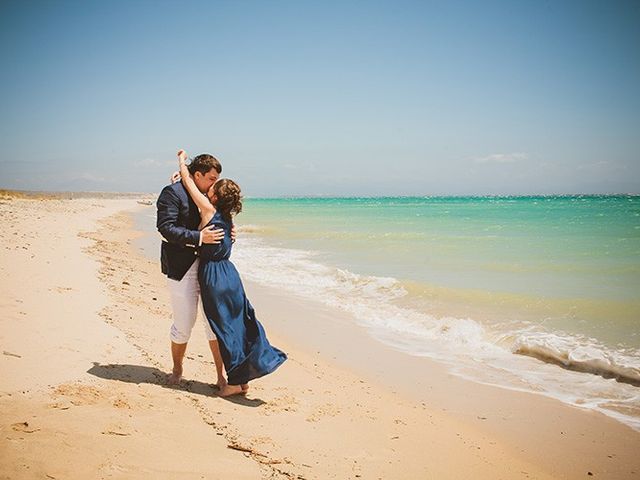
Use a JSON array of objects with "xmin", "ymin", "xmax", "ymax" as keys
[{"xmin": 198, "ymin": 211, "xmax": 287, "ymax": 386}]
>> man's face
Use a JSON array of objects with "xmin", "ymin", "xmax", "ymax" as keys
[{"xmin": 193, "ymin": 169, "xmax": 219, "ymax": 194}]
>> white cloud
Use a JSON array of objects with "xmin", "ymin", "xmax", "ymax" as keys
[
  {"xmin": 133, "ymin": 158, "xmax": 174, "ymax": 168},
  {"xmin": 281, "ymin": 161, "xmax": 318, "ymax": 172},
  {"xmin": 576, "ymin": 160, "xmax": 612, "ymax": 171},
  {"xmin": 473, "ymin": 152, "xmax": 528, "ymax": 164},
  {"xmin": 69, "ymin": 172, "xmax": 109, "ymax": 183}
]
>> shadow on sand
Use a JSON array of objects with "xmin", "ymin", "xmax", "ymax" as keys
[{"xmin": 87, "ymin": 362, "xmax": 266, "ymax": 407}]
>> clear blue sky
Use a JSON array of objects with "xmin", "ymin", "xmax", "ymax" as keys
[{"xmin": 1, "ymin": 0, "xmax": 638, "ymax": 195}]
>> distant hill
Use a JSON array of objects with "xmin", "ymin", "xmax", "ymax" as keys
[{"xmin": 0, "ymin": 189, "xmax": 156, "ymax": 201}]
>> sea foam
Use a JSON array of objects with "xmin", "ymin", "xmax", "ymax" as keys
[
  {"xmin": 512, "ymin": 331, "xmax": 640, "ymax": 386},
  {"xmin": 232, "ymin": 235, "xmax": 640, "ymax": 431}
]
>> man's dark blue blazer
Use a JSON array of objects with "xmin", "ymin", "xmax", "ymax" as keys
[{"xmin": 156, "ymin": 181, "xmax": 201, "ymax": 281}]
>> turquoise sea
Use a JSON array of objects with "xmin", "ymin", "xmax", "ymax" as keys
[{"xmin": 135, "ymin": 195, "xmax": 640, "ymax": 430}]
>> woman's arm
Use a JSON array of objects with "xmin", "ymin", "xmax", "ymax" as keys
[{"xmin": 177, "ymin": 150, "xmax": 215, "ymax": 218}]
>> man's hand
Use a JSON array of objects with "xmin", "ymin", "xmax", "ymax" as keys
[
  {"xmin": 231, "ymin": 224, "xmax": 237, "ymax": 243},
  {"xmin": 177, "ymin": 149, "xmax": 188, "ymax": 163},
  {"xmin": 201, "ymin": 226, "xmax": 225, "ymax": 244},
  {"xmin": 170, "ymin": 171, "xmax": 181, "ymax": 184}
]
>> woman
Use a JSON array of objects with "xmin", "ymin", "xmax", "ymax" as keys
[{"xmin": 176, "ymin": 149, "xmax": 287, "ymax": 397}]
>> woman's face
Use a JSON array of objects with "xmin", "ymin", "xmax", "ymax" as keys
[{"xmin": 207, "ymin": 185, "xmax": 217, "ymax": 203}]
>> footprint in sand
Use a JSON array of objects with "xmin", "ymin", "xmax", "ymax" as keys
[
  {"xmin": 110, "ymin": 396, "xmax": 132, "ymax": 409},
  {"xmin": 11, "ymin": 421, "xmax": 40, "ymax": 433},
  {"xmin": 98, "ymin": 463, "xmax": 131, "ymax": 475},
  {"xmin": 305, "ymin": 403, "xmax": 341, "ymax": 423},
  {"xmin": 52, "ymin": 383, "xmax": 104, "ymax": 406},
  {"xmin": 101, "ymin": 423, "xmax": 134, "ymax": 436},
  {"xmin": 261, "ymin": 394, "xmax": 298, "ymax": 415},
  {"xmin": 50, "ymin": 286, "xmax": 73, "ymax": 293},
  {"xmin": 250, "ymin": 435, "xmax": 276, "ymax": 447}
]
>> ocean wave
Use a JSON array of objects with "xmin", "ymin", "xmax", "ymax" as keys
[
  {"xmin": 232, "ymin": 238, "xmax": 406, "ymax": 303},
  {"xmin": 236, "ymin": 224, "xmax": 273, "ymax": 234},
  {"xmin": 233, "ymin": 238, "xmax": 507, "ymax": 361},
  {"xmin": 231, "ymin": 236, "xmax": 640, "ymax": 430},
  {"xmin": 512, "ymin": 332, "xmax": 640, "ymax": 386}
]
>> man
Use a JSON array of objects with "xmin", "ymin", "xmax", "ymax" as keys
[{"xmin": 156, "ymin": 152, "xmax": 233, "ymax": 387}]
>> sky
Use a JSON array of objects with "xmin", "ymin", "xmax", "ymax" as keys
[{"xmin": 0, "ymin": 0, "xmax": 639, "ymax": 196}]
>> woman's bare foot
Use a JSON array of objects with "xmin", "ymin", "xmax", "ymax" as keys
[
  {"xmin": 167, "ymin": 367, "xmax": 183, "ymax": 385},
  {"xmin": 215, "ymin": 377, "xmax": 228, "ymax": 390},
  {"xmin": 219, "ymin": 383, "xmax": 246, "ymax": 397}
]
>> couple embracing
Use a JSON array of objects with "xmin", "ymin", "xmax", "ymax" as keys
[{"xmin": 156, "ymin": 150, "xmax": 287, "ymax": 397}]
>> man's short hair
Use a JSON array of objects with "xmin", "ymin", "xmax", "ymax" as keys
[{"xmin": 188, "ymin": 154, "xmax": 222, "ymax": 176}]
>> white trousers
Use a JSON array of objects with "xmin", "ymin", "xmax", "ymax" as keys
[{"xmin": 166, "ymin": 259, "xmax": 217, "ymax": 344}]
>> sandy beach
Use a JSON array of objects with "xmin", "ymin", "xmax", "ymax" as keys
[{"xmin": 1, "ymin": 194, "xmax": 639, "ymax": 479}]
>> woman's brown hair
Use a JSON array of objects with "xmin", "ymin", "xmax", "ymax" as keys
[{"xmin": 213, "ymin": 179, "xmax": 242, "ymax": 221}]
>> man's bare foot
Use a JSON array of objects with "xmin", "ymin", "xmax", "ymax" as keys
[
  {"xmin": 241, "ymin": 383, "xmax": 249, "ymax": 393},
  {"xmin": 167, "ymin": 367, "xmax": 183, "ymax": 385},
  {"xmin": 219, "ymin": 384, "xmax": 246, "ymax": 397}
]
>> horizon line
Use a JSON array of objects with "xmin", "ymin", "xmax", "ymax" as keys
[{"xmin": 2, "ymin": 188, "xmax": 639, "ymax": 199}]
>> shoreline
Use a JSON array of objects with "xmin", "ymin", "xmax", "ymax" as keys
[
  {"xmin": 243, "ymin": 279, "xmax": 640, "ymax": 472},
  {"xmin": 133, "ymin": 200, "xmax": 640, "ymax": 432},
  {"xmin": 1, "ymin": 196, "xmax": 639, "ymax": 479},
  {"xmin": 118, "ymin": 203, "xmax": 640, "ymax": 478}
]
